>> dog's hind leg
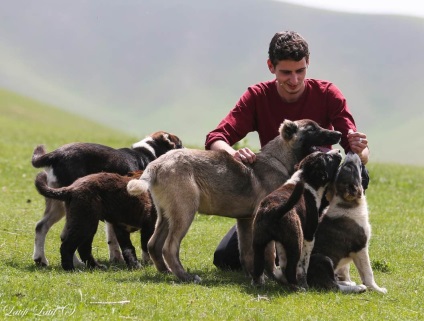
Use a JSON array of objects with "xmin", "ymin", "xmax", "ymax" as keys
[
  {"xmin": 140, "ymin": 219, "xmax": 155, "ymax": 265},
  {"xmin": 112, "ymin": 224, "xmax": 141, "ymax": 269},
  {"xmin": 296, "ymin": 238, "xmax": 314, "ymax": 289},
  {"xmin": 251, "ymin": 239, "xmax": 272, "ymax": 286},
  {"xmin": 148, "ymin": 212, "xmax": 170, "ymax": 273},
  {"xmin": 105, "ymin": 222, "xmax": 125, "ymax": 264},
  {"xmin": 77, "ymin": 221, "xmax": 106, "ymax": 270},
  {"xmin": 60, "ymin": 222, "xmax": 80, "ymax": 271},
  {"xmin": 335, "ymin": 263, "xmax": 356, "ymax": 286},
  {"xmin": 33, "ymin": 198, "xmax": 65, "ymax": 266},
  {"xmin": 162, "ymin": 209, "xmax": 200, "ymax": 283},
  {"xmin": 274, "ymin": 243, "xmax": 288, "ymax": 284}
]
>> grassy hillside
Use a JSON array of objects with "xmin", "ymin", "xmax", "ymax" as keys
[
  {"xmin": 1, "ymin": 0, "xmax": 424, "ymax": 165},
  {"xmin": 0, "ymin": 90, "xmax": 423, "ymax": 320}
]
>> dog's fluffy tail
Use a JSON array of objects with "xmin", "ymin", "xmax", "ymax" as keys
[
  {"xmin": 31, "ymin": 145, "xmax": 49, "ymax": 168},
  {"xmin": 127, "ymin": 168, "xmax": 152, "ymax": 196},
  {"xmin": 34, "ymin": 171, "xmax": 71, "ymax": 201}
]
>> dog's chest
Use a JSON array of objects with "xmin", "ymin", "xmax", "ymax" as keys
[{"xmin": 314, "ymin": 215, "xmax": 368, "ymax": 264}]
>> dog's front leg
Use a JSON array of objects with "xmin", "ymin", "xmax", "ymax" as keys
[
  {"xmin": 237, "ymin": 218, "xmax": 254, "ymax": 276},
  {"xmin": 112, "ymin": 224, "xmax": 141, "ymax": 269},
  {"xmin": 296, "ymin": 238, "xmax": 315, "ymax": 290},
  {"xmin": 106, "ymin": 222, "xmax": 125, "ymax": 264},
  {"xmin": 352, "ymin": 249, "xmax": 387, "ymax": 294}
]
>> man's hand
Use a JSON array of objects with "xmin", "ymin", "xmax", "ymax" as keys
[
  {"xmin": 347, "ymin": 129, "xmax": 369, "ymax": 164},
  {"xmin": 233, "ymin": 147, "xmax": 256, "ymax": 164}
]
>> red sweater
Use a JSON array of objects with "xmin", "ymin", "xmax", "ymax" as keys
[{"xmin": 205, "ymin": 79, "xmax": 357, "ymax": 153}]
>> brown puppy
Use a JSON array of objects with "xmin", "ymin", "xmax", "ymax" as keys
[
  {"xmin": 251, "ymin": 150, "xmax": 342, "ymax": 290},
  {"xmin": 307, "ymin": 152, "xmax": 387, "ymax": 294},
  {"xmin": 31, "ymin": 131, "xmax": 182, "ymax": 267},
  {"xmin": 127, "ymin": 119, "xmax": 341, "ymax": 282},
  {"xmin": 34, "ymin": 170, "xmax": 156, "ymax": 271}
]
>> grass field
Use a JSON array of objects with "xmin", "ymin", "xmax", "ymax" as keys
[{"xmin": 0, "ymin": 89, "xmax": 423, "ymax": 320}]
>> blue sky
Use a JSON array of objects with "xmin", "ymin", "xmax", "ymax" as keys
[{"xmin": 278, "ymin": 0, "xmax": 424, "ymax": 18}]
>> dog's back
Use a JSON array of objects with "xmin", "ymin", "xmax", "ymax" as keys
[{"xmin": 31, "ymin": 131, "xmax": 182, "ymax": 187}]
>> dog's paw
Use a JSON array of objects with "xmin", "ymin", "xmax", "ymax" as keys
[
  {"xmin": 273, "ymin": 268, "xmax": 288, "ymax": 284},
  {"xmin": 96, "ymin": 263, "xmax": 108, "ymax": 271},
  {"xmin": 141, "ymin": 251, "xmax": 153, "ymax": 265},
  {"xmin": 34, "ymin": 257, "xmax": 49, "ymax": 267},
  {"xmin": 109, "ymin": 254, "xmax": 125, "ymax": 264},
  {"xmin": 193, "ymin": 275, "xmax": 202, "ymax": 284},
  {"xmin": 370, "ymin": 285, "xmax": 387, "ymax": 294},
  {"xmin": 73, "ymin": 255, "xmax": 85, "ymax": 268},
  {"xmin": 251, "ymin": 275, "xmax": 266, "ymax": 287},
  {"xmin": 338, "ymin": 283, "xmax": 366, "ymax": 293},
  {"xmin": 128, "ymin": 261, "xmax": 142, "ymax": 270}
]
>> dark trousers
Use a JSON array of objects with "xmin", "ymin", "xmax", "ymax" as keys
[{"xmin": 213, "ymin": 164, "xmax": 370, "ymax": 270}]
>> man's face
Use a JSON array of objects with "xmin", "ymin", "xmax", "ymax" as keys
[{"xmin": 268, "ymin": 58, "xmax": 308, "ymax": 99}]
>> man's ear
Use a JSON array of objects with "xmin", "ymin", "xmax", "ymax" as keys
[{"xmin": 267, "ymin": 59, "xmax": 275, "ymax": 74}]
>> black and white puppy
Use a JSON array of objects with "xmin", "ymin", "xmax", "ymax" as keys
[
  {"xmin": 34, "ymin": 170, "xmax": 156, "ymax": 271},
  {"xmin": 31, "ymin": 131, "xmax": 182, "ymax": 267},
  {"xmin": 251, "ymin": 150, "xmax": 342, "ymax": 290},
  {"xmin": 307, "ymin": 152, "xmax": 387, "ymax": 294}
]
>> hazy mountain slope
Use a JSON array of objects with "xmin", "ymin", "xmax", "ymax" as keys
[{"xmin": 0, "ymin": 0, "xmax": 423, "ymax": 164}]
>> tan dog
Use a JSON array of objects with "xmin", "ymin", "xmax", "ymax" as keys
[{"xmin": 127, "ymin": 119, "xmax": 341, "ymax": 282}]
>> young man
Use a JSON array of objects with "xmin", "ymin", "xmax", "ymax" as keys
[{"xmin": 205, "ymin": 30, "xmax": 369, "ymax": 270}]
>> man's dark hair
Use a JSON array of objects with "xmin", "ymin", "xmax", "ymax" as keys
[{"xmin": 268, "ymin": 31, "xmax": 310, "ymax": 66}]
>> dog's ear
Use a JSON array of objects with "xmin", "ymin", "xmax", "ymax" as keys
[
  {"xmin": 163, "ymin": 133, "xmax": 183, "ymax": 149},
  {"xmin": 162, "ymin": 133, "xmax": 174, "ymax": 147},
  {"xmin": 280, "ymin": 120, "xmax": 298, "ymax": 140}
]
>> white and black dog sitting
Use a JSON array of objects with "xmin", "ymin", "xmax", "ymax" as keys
[
  {"xmin": 307, "ymin": 152, "xmax": 387, "ymax": 294},
  {"xmin": 251, "ymin": 150, "xmax": 342, "ymax": 290},
  {"xmin": 34, "ymin": 170, "xmax": 157, "ymax": 271},
  {"xmin": 31, "ymin": 131, "xmax": 182, "ymax": 267}
]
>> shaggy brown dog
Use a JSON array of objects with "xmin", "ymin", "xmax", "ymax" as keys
[
  {"xmin": 251, "ymin": 150, "xmax": 342, "ymax": 290},
  {"xmin": 34, "ymin": 170, "xmax": 156, "ymax": 271},
  {"xmin": 127, "ymin": 119, "xmax": 341, "ymax": 282},
  {"xmin": 307, "ymin": 152, "xmax": 387, "ymax": 294},
  {"xmin": 31, "ymin": 131, "xmax": 182, "ymax": 267}
]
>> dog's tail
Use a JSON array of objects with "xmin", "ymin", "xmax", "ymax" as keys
[
  {"xmin": 269, "ymin": 181, "xmax": 305, "ymax": 219},
  {"xmin": 34, "ymin": 171, "xmax": 72, "ymax": 201},
  {"xmin": 31, "ymin": 145, "xmax": 50, "ymax": 168},
  {"xmin": 127, "ymin": 167, "xmax": 153, "ymax": 196}
]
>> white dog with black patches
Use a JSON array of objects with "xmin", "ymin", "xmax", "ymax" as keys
[{"xmin": 307, "ymin": 152, "xmax": 387, "ymax": 294}]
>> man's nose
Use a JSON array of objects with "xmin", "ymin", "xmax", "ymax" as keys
[{"xmin": 289, "ymin": 73, "xmax": 298, "ymax": 84}]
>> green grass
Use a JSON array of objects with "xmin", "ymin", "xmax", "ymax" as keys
[{"xmin": 0, "ymin": 88, "xmax": 423, "ymax": 320}]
